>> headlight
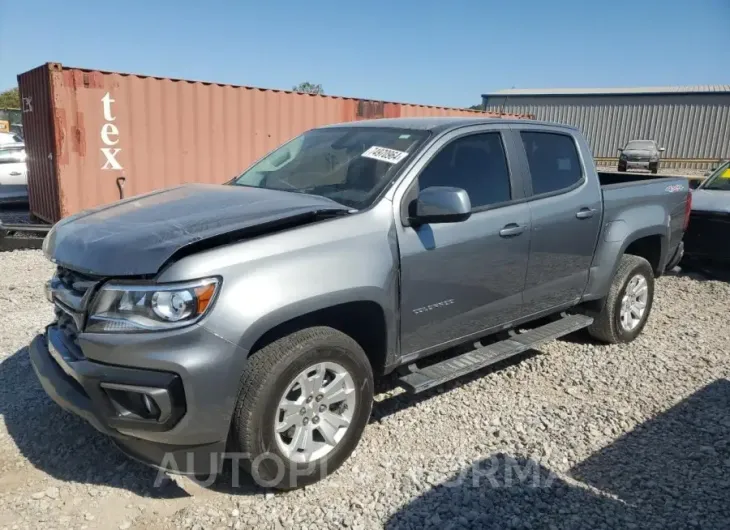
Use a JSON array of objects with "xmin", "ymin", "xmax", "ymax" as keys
[{"xmin": 86, "ymin": 278, "xmax": 220, "ymax": 333}]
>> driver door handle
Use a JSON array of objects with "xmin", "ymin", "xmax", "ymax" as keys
[
  {"xmin": 576, "ymin": 208, "xmax": 597, "ymax": 219},
  {"xmin": 499, "ymin": 223, "xmax": 524, "ymax": 237}
]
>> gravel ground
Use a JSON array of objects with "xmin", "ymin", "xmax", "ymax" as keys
[{"xmin": 0, "ymin": 249, "xmax": 728, "ymax": 530}]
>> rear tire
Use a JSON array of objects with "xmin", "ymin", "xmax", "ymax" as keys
[
  {"xmin": 650, "ymin": 162, "xmax": 659, "ymax": 174},
  {"xmin": 618, "ymin": 163, "xmax": 626, "ymax": 172},
  {"xmin": 588, "ymin": 255, "xmax": 655, "ymax": 344},
  {"xmin": 230, "ymin": 326, "xmax": 373, "ymax": 490}
]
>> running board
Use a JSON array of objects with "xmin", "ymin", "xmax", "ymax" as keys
[{"xmin": 398, "ymin": 314, "xmax": 593, "ymax": 393}]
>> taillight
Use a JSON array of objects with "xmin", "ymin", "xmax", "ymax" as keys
[{"xmin": 683, "ymin": 191, "xmax": 692, "ymax": 231}]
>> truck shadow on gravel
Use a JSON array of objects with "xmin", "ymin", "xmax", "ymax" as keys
[
  {"xmin": 386, "ymin": 378, "xmax": 730, "ymax": 529},
  {"xmin": 0, "ymin": 347, "xmax": 189, "ymax": 498}
]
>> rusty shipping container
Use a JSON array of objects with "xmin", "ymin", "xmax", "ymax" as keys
[{"xmin": 18, "ymin": 63, "xmax": 531, "ymax": 223}]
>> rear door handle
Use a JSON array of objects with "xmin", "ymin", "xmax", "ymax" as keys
[
  {"xmin": 576, "ymin": 208, "xmax": 597, "ymax": 219},
  {"xmin": 499, "ymin": 223, "xmax": 524, "ymax": 237}
]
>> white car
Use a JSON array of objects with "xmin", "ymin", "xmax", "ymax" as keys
[
  {"xmin": 0, "ymin": 142, "xmax": 27, "ymax": 186},
  {"xmin": 0, "ymin": 131, "xmax": 23, "ymax": 145}
]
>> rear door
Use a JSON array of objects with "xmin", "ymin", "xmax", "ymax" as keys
[
  {"xmin": 393, "ymin": 125, "xmax": 531, "ymax": 357},
  {"xmin": 513, "ymin": 126, "xmax": 603, "ymax": 314}
]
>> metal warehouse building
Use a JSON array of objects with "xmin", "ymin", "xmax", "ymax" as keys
[{"xmin": 482, "ymin": 86, "xmax": 730, "ymax": 170}]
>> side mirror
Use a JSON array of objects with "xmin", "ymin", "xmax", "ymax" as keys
[
  {"xmin": 617, "ymin": 147, "xmax": 623, "ymax": 152},
  {"xmin": 659, "ymin": 147, "xmax": 666, "ymax": 152},
  {"xmin": 409, "ymin": 186, "xmax": 471, "ymax": 225}
]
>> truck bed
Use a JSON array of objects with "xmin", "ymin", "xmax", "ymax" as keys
[
  {"xmin": 597, "ymin": 171, "xmax": 675, "ymax": 187},
  {"xmin": 599, "ymin": 171, "xmax": 689, "ymax": 213},
  {"xmin": 597, "ymin": 171, "xmax": 689, "ymax": 273}
]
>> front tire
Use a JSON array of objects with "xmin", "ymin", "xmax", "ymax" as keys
[
  {"xmin": 588, "ymin": 255, "xmax": 655, "ymax": 344},
  {"xmin": 230, "ymin": 327, "xmax": 373, "ymax": 490}
]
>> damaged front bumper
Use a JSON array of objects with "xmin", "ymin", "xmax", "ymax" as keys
[{"xmin": 28, "ymin": 322, "xmax": 242, "ymax": 476}]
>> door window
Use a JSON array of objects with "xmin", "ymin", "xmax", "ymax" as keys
[
  {"xmin": 418, "ymin": 133, "xmax": 511, "ymax": 208},
  {"xmin": 520, "ymin": 132, "xmax": 583, "ymax": 195}
]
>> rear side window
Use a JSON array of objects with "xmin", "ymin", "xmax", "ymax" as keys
[
  {"xmin": 418, "ymin": 132, "xmax": 511, "ymax": 208},
  {"xmin": 520, "ymin": 132, "xmax": 583, "ymax": 195}
]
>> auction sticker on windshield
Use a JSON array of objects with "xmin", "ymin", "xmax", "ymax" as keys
[{"xmin": 362, "ymin": 146, "xmax": 409, "ymax": 164}]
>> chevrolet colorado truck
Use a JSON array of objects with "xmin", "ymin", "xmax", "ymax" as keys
[{"xmin": 30, "ymin": 117, "xmax": 690, "ymax": 489}]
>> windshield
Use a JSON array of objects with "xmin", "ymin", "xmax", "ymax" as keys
[
  {"xmin": 701, "ymin": 160, "xmax": 730, "ymax": 191},
  {"xmin": 231, "ymin": 127, "xmax": 429, "ymax": 209},
  {"xmin": 625, "ymin": 140, "xmax": 655, "ymax": 150}
]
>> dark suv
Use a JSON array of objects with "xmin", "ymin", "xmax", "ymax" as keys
[{"xmin": 618, "ymin": 139, "xmax": 665, "ymax": 174}]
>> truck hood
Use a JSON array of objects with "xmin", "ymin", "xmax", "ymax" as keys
[
  {"xmin": 44, "ymin": 184, "xmax": 350, "ymax": 277},
  {"xmin": 691, "ymin": 189, "xmax": 730, "ymax": 214}
]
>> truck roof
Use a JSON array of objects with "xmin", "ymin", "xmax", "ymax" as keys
[{"xmin": 322, "ymin": 116, "xmax": 579, "ymax": 134}]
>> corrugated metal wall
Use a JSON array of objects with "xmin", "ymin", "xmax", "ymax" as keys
[
  {"xmin": 19, "ymin": 63, "xmax": 530, "ymax": 223},
  {"xmin": 483, "ymin": 93, "xmax": 730, "ymax": 170}
]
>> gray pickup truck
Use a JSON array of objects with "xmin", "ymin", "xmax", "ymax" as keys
[{"xmin": 30, "ymin": 117, "xmax": 690, "ymax": 489}]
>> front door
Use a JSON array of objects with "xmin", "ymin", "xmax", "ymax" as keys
[{"xmin": 395, "ymin": 128, "xmax": 531, "ymax": 356}]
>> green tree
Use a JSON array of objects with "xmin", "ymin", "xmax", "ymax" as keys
[
  {"xmin": 292, "ymin": 82, "xmax": 325, "ymax": 95},
  {"xmin": 0, "ymin": 87, "xmax": 20, "ymax": 109},
  {"xmin": 467, "ymin": 103, "xmax": 483, "ymax": 111}
]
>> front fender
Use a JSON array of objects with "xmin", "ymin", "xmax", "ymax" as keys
[
  {"xmin": 198, "ymin": 228, "xmax": 398, "ymax": 352},
  {"xmin": 159, "ymin": 201, "xmax": 400, "ymax": 374},
  {"xmin": 232, "ymin": 286, "xmax": 396, "ymax": 354}
]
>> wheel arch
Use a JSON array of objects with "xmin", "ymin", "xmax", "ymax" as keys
[
  {"xmin": 624, "ymin": 234, "xmax": 664, "ymax": 274},
  {"xmin": 583, "ymin": 222, "xmax": 668, "ymax": 303},
  {"xmin": 239, "ymin": 291, "xmax": 394, "ymax": 376}
]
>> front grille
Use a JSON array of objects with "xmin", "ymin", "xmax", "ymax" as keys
[
  {"xmin": 55, "ymin": 266, "xmax": 97, "ymax": 300},
  {"xmin": 50, "ymin": 266, "xmax": 103, "ymax": 359},
  {"xmin": 54, "ymin": 305, "xmax": 85, "ymax": 360}
]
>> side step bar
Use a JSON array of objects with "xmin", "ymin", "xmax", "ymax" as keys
[{"xmin": 398, "ymin": 314, "xmax": 594, "ymax": 393}]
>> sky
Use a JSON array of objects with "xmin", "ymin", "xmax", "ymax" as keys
[{"xmin": 1, "ymin": 0, "xmax": 729, "ymax": 108}]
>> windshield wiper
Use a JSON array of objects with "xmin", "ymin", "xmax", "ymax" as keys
[{"xmin": 313, "ymin": 208, "xmax": 354, "ymax": 218}]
